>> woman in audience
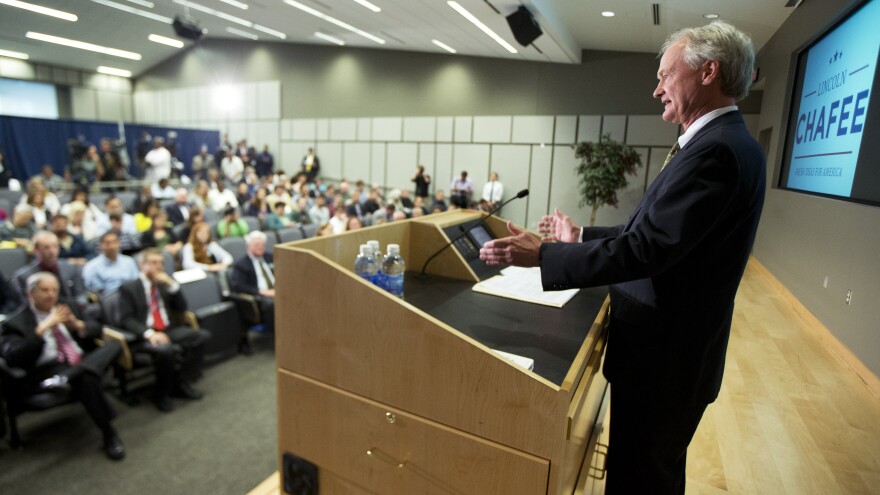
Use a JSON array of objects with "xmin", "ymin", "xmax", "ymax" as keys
[
  {"xmin": 181, "ymin": 221, "xmax": 233, "ymax": 272},
  {"xmin": 21, "ymin": 177, "xmax": 61, "ymax": 215},
  {"xmin": 246, "ymin": 187, "xmax": 270, "ymax": 218},
  {"xmin": 189, "ymin": 180, "xmax": 211, "ymax": 210},
  {"xmin": 66, "ymin": 201, "xmax": 99, "ymax": 241},
  {"xmin": 267, "ymin": 184, "xmax": 292, "ymax": 214},
  {"xmin": 346, "ymin": 216, "xmax": 363, "ymax": 231},
  {"xmin": 235, "ymin": 182, "xmax": 252, "ymax": 207},
  {"xmin": 62, "ymin": 189, "xmax": 103, "ymax": 226},
  {"xmin": 179, "ymin": 206, "xmax": 205, "ymax": 245},
  {"xmin": 25, "ymin": 189, "xmax": 51, "ymax": 228},
  {"xmin": 140, "ymin": 210, "xmax": 182, "ymax": 258},
  {"xmin": 134, "ymin": 198, "xmax": 159, "ymax": 232}
]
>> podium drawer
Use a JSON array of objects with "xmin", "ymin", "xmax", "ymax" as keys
[{"xmin": 278, "ymin": 370, "xmax": 550, "ymax": 495}]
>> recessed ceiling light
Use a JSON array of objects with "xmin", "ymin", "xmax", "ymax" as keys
[
  {"xmin": 0, "ymin": 48, "xmax": 29, "ymax": 60},
  {"xmin": 253, "ymin": 24, "xmax": 286, "ymax": 39},
  {"xmin": 284, "ymin": 0, "xmax": 385, "ymax": 44},
  {"xmin": 352, "ymin": 0, "xmax": 380, "ymax": 13},
  {"xmin": 226, "ymin": 27, "xmax": 258, "ymax": 40},
  {"xmin": 91, "ymin": 0, "xmax": 172, "ymax": 23},
  {"xmin": 447, "ymin": 1, "xmax": 517, "ymax": 54},
  {"xmin": 431, "ymin": 39, "xmax": 457, "ymax": 54},
  {"xmin": 148, "ymin": 34, "xmax": 184, "ymax": 48},
  {"xmin": 97, "ymin": 66, "xmax": 132, "ymax": 77},
  {"xmin": 173, "ymin": 0, "xmax": 251, "ymax": 27},
  {"xmin": 26, "ymin": 31, "xmax": 142, "ymax": 60},
  {"xmin": 218, "ymin": 0, "xmax": 248, "ymax": 9},
  {"xmin": 315, "ymin": 32, "xmax": 345, "ymax": 46},
  {"xmin": 601, "ymin": 11, "xmax": 615, "ymax": 17},
  {"xmin": 123, "ymin": 0, "xmax": 154, "ymax": 7},
  {"xmin": 703, "ymin": 13, "xmax": 719, "ymax": 19},
  {"xmin": 0, "ymin": 0, "xmax": 77, "ymax": 21}
]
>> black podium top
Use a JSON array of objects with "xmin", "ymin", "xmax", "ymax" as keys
[{"xmin": 405, "ymin": 273, "xmax": 607, "ymax": 385}]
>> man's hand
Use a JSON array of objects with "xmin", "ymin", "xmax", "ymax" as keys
[
  {"xmin": 35, "ymin": 307, "xmax": 65, "ymax": 337},
  {"xmin": 259, "ymin": 289, "xmax": 275, "ymax": 298},
  {"xmin": 479, "ymin": 222, "xmax": 541, "ymax": 267},
  {"xmin": 148, "ymin": 332, "xmax": 170, "ymax": 346},
  {"xmin": 154, "ymin": 272, "xmax": 175, "ymax": 286},
  {"xmin": 537, "ymin": 208, "xmax": 581, "ymax": 243}
]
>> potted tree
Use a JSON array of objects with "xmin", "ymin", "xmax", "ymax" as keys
[{"xmin": 572, "ymin": 134, "xmax": 642, "ymax": 226}]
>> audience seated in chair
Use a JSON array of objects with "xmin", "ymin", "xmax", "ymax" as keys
[
  {"xmin": 166, "ymin": 187, "xmax": 191, "ymax": 226},
  {"xmin": 96, "ymin": 196, "xmax": 137, "ymax": 238},
  {"xmin": 50, "ymin": 214, "xmax": 93, "ymax": 264},
  {"xmin": 263, "ymin": 201, "xmax": 292, "ymax": 231},
  {"xmin": 118, "ymin": 249, "xmax": 209, "ymax": 412},
  {"xmin": 0, "ymin": 205, "xmax": 37, "ymax": 250},
  {"xmin": 180, "ymin": 222, "xmax": 233, "ymax": 273},
  {"xmin": 216, "ymin": 206, "xmax": 249, "ymax": 239},
  {"xmin": 139, "ymin": 210, "xmax": 182, "ymax": 259},
  {"xmin": 13, "ymin": 231, "xmax": 89, "ymax": 309},
  {"xmin": 230, "ymin": 231, "xmax": 275, "ymax": 338},
  {"xmin": 82, "ymin": 231, "xmax": 139, "ymax": 295},
  {"xmin": 0, "ymin": 272, "xmax": 125, "ymax": 459}
]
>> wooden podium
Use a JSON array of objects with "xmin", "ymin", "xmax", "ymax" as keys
[{"xmin": 275, "ymin": 210, "xmax": 610, "ymax": 494}]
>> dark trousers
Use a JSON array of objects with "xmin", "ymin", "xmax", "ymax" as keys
[
  {"xmin": 140, "ymin": 326, "xmax": 210, "ymax": 400},
  {"xmin": 258, "ymin": 297, "xmax": 275, "ymax": 334},
  {"xmin": 605, "ymin": 384, "xmax": 707, "ymax": 495}
]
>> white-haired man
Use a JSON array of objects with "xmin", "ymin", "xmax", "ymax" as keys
[
  {"xmin": 481, "ymin": 21, "xmax": 765, "ymax": 493},
  {"xmin": 230, "ymin": 231, "xmax": 275, "ymax": 353}
]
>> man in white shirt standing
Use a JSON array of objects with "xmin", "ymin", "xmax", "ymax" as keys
[
  {"xmin": 221, "ymin": 149, "xmax": 244, "ymax": 184},
  {"xmin": 482, "ymin": 172, "xmax": 504, "ymax": 210},
  {"xmin": 143, "ymin": 137, "xmax": 172, "ymax": 183}
]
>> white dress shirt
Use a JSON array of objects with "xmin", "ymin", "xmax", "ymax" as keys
[{"xmin": 249, "ymin": 254, "xmax": 275, "ymax": 291}]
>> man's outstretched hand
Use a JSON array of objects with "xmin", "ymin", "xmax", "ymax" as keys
[{"xmin": 479, "ymin": 221, "xmax": 541, "ymax": 267}]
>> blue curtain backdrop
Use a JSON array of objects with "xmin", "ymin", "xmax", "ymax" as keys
[{"xmin": 0, "ymin": 115, "xmax": 219, "ymax": 181}]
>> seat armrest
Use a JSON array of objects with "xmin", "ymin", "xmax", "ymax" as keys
[
  {"xmin": 102, "ymin": 326, "xmax": 134, "ymax": 370},
  {"xmin": 227, "ymin": 292, "xmax": 261, "ymax": 325},
  {"xmin": 0, "ymin": 356, "xmax": 27, "ymax": 380}
]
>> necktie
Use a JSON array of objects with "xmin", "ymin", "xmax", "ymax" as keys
[
  {"xmin": 150, "ymin": 283, "xmax": 167, "ymax": 331},
  {"xmin": 489, "ymin": 183, "xmax": 494, "ymax": 202},
  {"xmin": 52, "ymin": 325, "xmax": 82, "ymax": 366},
  {"xmin": 662, "ymin": 142, "xmax": 680, "ymax": 171},
  {"xmin": 259, "ymin": 260, "xmax": 274, "ymax": 289}
]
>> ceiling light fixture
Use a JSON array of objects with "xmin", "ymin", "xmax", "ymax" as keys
[
  {"xmin": 283, "ymin": 0, "xmax": 385, "ymax": 44},
  {"xmin": 351, "ymin": 0, "xmax": 380, "ymax": 13},
  {"xmin": 253, "ymin": 24, "xmax": 286, "ymax": 39},
  {"xmin": 26, "ymin": 31, "xmax": 142, "ymax": 60},
  {"xmin": 703, "ymin": 13, "xmax": 719, "ymax": 19},
  {"xmin": 446, "ymin": 1, "xmax": 516, "ymax": 54},
  {"xmin": 97, "ymin": 66, "xmax": 132, "ymax": 77},
  {"xmin": 218, "ymin": 0, "xmax": 248, "ymax": 9},
  {"xmin": 91, "ymin": 0, "xmax": 172, "ymax": 23},
  {"xmin": 601, "ymin": 11, "xmax": 615, "ymax": 17},
  {"xmin": 148, "ymin": 33, "xmax": 185, "ymax": 48},
  {"xmin": 173, "ymin": 0, "xmax": 251, "ymax": 27},
  {"xmin": 124, "ymin": 0, "xmax": 154, "ymax": 7},
  {"xmin": 0, "ymin": 0, "xmax": 77, "ymax": 21},
  {"xmin": 0, "ymin": 48, "xmax": 29, "ymax": 60},
  {"xmin": 431, "ymin": 39, "xmax": 457, "ymax": 54},
  {"xmin": 315, "ymin": 32, "xmax": 345, "ymax": 46},
  {"xmin": 226, "ymin": 26, "xmax": 258, "ymax": 40}
]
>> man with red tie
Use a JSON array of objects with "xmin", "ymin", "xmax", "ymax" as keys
[
  {"xmin": 118, "ymin": 248, "xmax": 209, "ymax": 412},
  {"xmin": 0, "ymin": 272, "xmax": 125, "ymax": 460}
]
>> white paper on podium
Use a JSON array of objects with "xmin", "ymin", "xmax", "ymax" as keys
[{"xmin": 472, "ymin": 266, "xmax": 579, "ymax": 308}]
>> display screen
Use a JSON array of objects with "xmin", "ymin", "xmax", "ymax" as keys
[
  {"xmin": 469, "ymin": 225, "xmax": 494, "ymax": 249},
  {"xmin": 778, "ymin": 0, "xmax": 880, "ymax": 206}
]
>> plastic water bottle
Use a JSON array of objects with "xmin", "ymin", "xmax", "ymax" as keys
[
  {"xmin": 382, "ymin": 244, "xmax": 405, "ymax": 299},
  {"xmin": 367, "ymin": 240, "xmax": 384, "ymax": 288},
  {"xmin": 354, "ymin": 244, "xmax": 379, "ymax": 284}
]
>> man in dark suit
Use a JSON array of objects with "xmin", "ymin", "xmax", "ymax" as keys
[
  {"xmin": 480, "ymin": 21, "xmax": 765, "ymax": 494},
  {"xmin": 118, "ymin": 248, "xmax": 209, "ymax": 412},
  {"xmin": 230, "ymin": 231, "xmax": 274, "ymax": 352},
  {"xmin": 0, "ymin": 272, "xmax": 125, "ymax": 460},
  {"xmin": 13, "ymin": 231, "xmax": 88, "ymax": 309},
  {"xmin": 165, "ymin": 187, "xmax": 191, "ymax": 226}
]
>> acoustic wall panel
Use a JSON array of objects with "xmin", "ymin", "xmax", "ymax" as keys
[
  {"xmin": 386, "ymin": 143, "xmax": 419, "ymax": 191},
  {"xmin": 281, "ymin": 142, "xmax": 302, "ymax": 175},
  {"xmin": 512, "ymin": 116, "xmax": 554, "ymax": 144},
  {"xmin": 171, "ymin": 90, "xmax": 187, "ymax": 123},
  {"xmin": 645, "ymin": 147, "xmax": 666, "ymax": 189},
  {"xmin": 548, "ymin": 145, "xmax": 586, "ymax": 226},
  {"xmin": 554, "ymin": 116, "xmax": 577, "ymax": 146},
  {"xmin": 626, "ymin": 115, "xmax": 677, "ymax": 146},
  {"xmin": 418, "ymin": 143, "xmax": 435, "ymax": 180},
  {"xmin": 257, "ymin": 81, "xmax": 281, "ymax": 120},
  {"xmin": 453, "ymin": 116, "xmax": 472, "ymax": 143},
  {"xmin": 357, "ymin": 118, "xmax": 372, "ymax": 141},
  {"xmin": 292, "ymin": 119, "xmax": 316, "ymax": 141},
  {"xmin": 372, "ymin": 117, "xmax": 403, "ymax": 142},
  {"xmin": 281, "ymin": 120, "xmax": 293, "ymax": 141},
  {"xmin": 473, "ymin": 116, "xmax": 512, "ymax": 143},
  {"xmin": 97, "ymin": 91, "xmax": 124, "ymax": 122},
  {"xmin": 317, "ymin": 142, "xmax": 343, "ymax": 180},
  {"xmin": 71, "ymin": 87, "xmax": 97, "ymax": 120},
  {"xmin": 370, "ymin": 143, "xmax": 386, "ymax": 186},
  {"xmin": 451, "ymin": 144, "xmax": 490, "ymax": 195},
  {"xmin": 601, "ymin": 115, "xmax": 627, "ymax": 142},
  {"xmin": 489, "ymin": 144, "xmax": 532, "ymax": 226},
  {"xmin": 434, "ymin": 144, "xmax": 453, "ymax": 194},
  {"xmin": 330, "ymin": 118, "xmax": 358, "ymax": 141},
  {"xmin": 243, "ymin": 84, "xmax": 258, "ymax": 120},
  {"xmin": 343, "ymin": 142, "xmax": 371, "ymax": 182},
  {"xmin": 526, "ymin": 145, "xmax": 552, "ymax": 231},
  {"xmin": 316, "ymin": 119, "xmax": 330, "ymax": 140},
  {"xmin": 436, "ymin": 117, "xmax": 454, "ymax": 142},
  {"xmin": 403, "ymin": 117, "xmax": 436, "ymax": 142}
]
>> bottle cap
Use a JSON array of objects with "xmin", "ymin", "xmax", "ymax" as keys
[
  {"xmin": 367, "ymin": 240, "xmax": 379, "ymax": 250},
  {"xmin": 387, "ymin": 244, "xmax": 400, "ymax": 255},
  {"xmin": 359, "ymin": 244, "xmax": 371, "ymax": 256}
]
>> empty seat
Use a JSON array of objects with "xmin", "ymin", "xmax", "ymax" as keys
[
  {"xmin": 277, "ymin": 227, "xmax": 304, "ymax": 244},
  {"xmin": 0, "ymin": 249, "xmax": 28, "ymax": 282},
  {"xmin": 218, "ymin": 237, "xmax": 247, "ymax": 261}
]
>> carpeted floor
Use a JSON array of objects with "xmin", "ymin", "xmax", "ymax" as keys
[{"xmin": 0, "ymin": 339, "xmax": 277, "ymax": 495}]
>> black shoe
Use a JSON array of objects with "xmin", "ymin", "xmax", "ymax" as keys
[
  {"xmin": 38, "ymin": 374, "xmax": 71, "ymax": 393},
  {"xmin": 238, "ymin": 341, "xmax": 254, "ymax": 356},
  {"xmin": 171, "ymin": 382, "xmax": 203, "ymax": 400},
  {"xmin": 154, "ymin": 396, "xmax": 174, "ymax": 412},
  {"xmin": 104, "ymin": 434, "xmax": 126, "ymax": 460}
]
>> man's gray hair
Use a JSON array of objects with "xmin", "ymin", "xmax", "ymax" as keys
[
  {"xmin": 26, "ymin": 271, "xmax": 58, "ymax": 294},
  {"xmin": 661, "ymin": 20, "xmax": 755, "ymax": 101},
  {"xmin": 245, "ymin": 230, "xmax": 267, "ymax": 245}
]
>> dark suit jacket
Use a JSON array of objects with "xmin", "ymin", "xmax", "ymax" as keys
[
  {"xmin": 0, "ymin": 298, "xmax": 100, "ymax": 371},
  {"xmin": 13, "ymin": 261, "xmax": 87, "ymax": 306},
  {"xmin": 230, "ymin": 253, "xmax": 273, "ymax": 297},
  {"xmin": 540, "ymin": 111, "xmax": 765, "ymax": 405},
  {"xmin": 118, "ymin": 278, "xmax": 188, "ymax": 340},
  {"xmin": 165, "ymin": 203, "xmax": 190, "ymax": 226}
]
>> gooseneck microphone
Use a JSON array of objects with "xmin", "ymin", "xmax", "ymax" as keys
[{"xmin": 418, "ymin": 189, "xmax": 529, "ymax": 278}]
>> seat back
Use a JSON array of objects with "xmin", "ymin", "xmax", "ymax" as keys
[
  {"xmin": 100, "ymin": 289, "xmax": 123, "ymax": 327},
  {"xmin": 277, "ymin": 227, "xmax": 304, "ymax": 244},
  {"xmin": 301, "ymin": 224, "xmax": 318, "ymax": 238},
  {"xmin": 242, "ymin": 216, "xmax": 261, "ymax": 232},
  {"xmin": 218, "ymin": 237, "xmax": 247, "ymax": 261},
  {"xmin": 162, "ymin": 250, "xmax": 177, "ymax": 276},
  {"xmin": 0, "ymin": 249, "xmax": 28, "ymax": 282},
  {"xmin": 179, "ymin": 275, "xmax": 225, "ymax": 310}
]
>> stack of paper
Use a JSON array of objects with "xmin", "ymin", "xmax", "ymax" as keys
[{"xmin": 472, "ymin": 266, "xmax": 579, "ymax": 308}]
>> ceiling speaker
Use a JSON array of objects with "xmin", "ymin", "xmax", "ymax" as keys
[
  {"xmin": 173, "ymin": 16, "xmax": 205, "ymax": 42},
  {"xmin": 506, "ymin": 6, "xmax": 542, "ymax": 47}
]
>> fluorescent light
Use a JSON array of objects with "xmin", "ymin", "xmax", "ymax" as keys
[
  {"xmin": 351, "ymin": 0, "xmax": 380, "ymax": 13},
  {"xmin": 149, "ymin": 33, "xmax": 184, "ymax": 48},
  {"xmin": 218, "ymin": 0, "xmax": 248, "ymax": 9},
  {"xmin": 446, "ymin": 1, "xmax": 516, "ymax": 54},
  {"xmin": 253, "ymin": 24, "xmax": 286, "ymax": 39},
  {"xmin": 284, "ymin": 0, "xmax": 385, "ymax": 45},
  {"xmin": 26, "ymin": 31, "xmax": 142, "ymax": 60},
  {"xmin": 173, "ymin": 0, "xmax": 251, "ymax": 27},
  {"xmin": 431, "ymin": 39, "xmax": 456, "ymax": 54},
  {"xmin": 97, "ymin": 66, "xmax": 132, "ymax": 77},
  {"xmin": 0, "ymin": 48, "xmax": 29, "ymax": 60},
  {"xmin": 315, "ymin": 32, "xmax": 345, "ymax": 46},
  {"xmin": 91, "ymin": 0, "xmax": 172, "ymax": 23},
  {"xmin": 0, "ymin": 0, "xmax": 77, "ymax": 21},
  {"xmin": 226, "ymin": 27, "xmax": 258, "ymax": 40},
  {"xmin": 601, "ymin": 11, "xmax": 615, "ymax": 17},
  {"xmin": 124, "ymin": 0, "xmax": 154, "ymax": 7},
  {"xmin": 703, "ymin": 13, "xmax": 719, "ymax": 19}
]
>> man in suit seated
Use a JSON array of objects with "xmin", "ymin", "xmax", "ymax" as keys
[
  {"xmin": 230, "ymin": 231, "xmax": 274, "ymax": 353},
  {"xmin": 13, "ymin": 231, "xmax": 88, "ymax": 309},
  {"xmin": 165, "ymin": 188, "xmax": 191, "ymax": 226},
  {"xmin": 118, "ymin": 249, "xmax": 210, "ymax": 412},
  {"xmin": 0, "ymin": 272, "xmax": 125, "ymax": 460}
]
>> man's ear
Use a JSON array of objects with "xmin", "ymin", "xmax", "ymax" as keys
[{"xmin": 702, "ymin": 59, "xmax": 722, "ymax": 86}]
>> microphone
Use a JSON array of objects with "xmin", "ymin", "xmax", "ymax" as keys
[{"xmin": 418, "ymin": 189, "xmax": 529, "ymax": 278}]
